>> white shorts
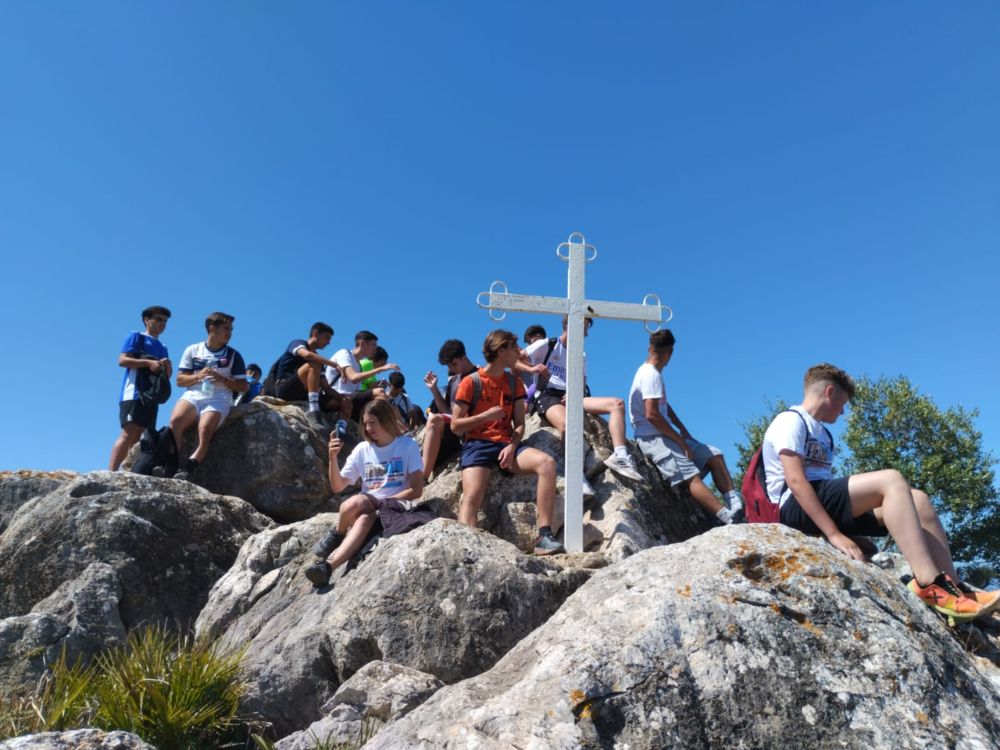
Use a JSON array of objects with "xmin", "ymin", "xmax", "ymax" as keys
[
  {"xmin": 636, "ymin": 435, "xmax": 721, "ymax": 487},
  {"xmin": 180, "ymin": 390, "xmax": 233, "ymax": 420}
]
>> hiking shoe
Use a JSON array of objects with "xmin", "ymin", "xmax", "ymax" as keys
[
  {"xmin": 603, "ymin": 454, "xmax": 642, "ymax": 481},
  {"xmin": 304, "ymin": 560, "xmax": 332, "ymax": 587},
  {"xmin": 908, "ymin": 574, "xmax": 983, "ymax": 621},
  {"xmin": 581, "ymin": 475, "xmax": 595, "ymax": 500},
  {"xmin": 306, "ymin": 411, "xmax": 331, "ymax": 438},
  {"xmin": 715, "ymin": 507, "xmax": 736, "ymax": 525},
  {"xmin": 533, "ymin": 532, "xmax": 565, "ymax": 556},
  {"xmin": 312, "ymin": 530, "xmax": 345, "ymax": 559},
  {"xmin": 957, "ymin": 580, "xmax": 1000, "ymax": 616},
  {"xmin": 150, "ymin": 466, "xmax": 166, "ymax": 478},
  {"xmin": 173, "ymin": 470, "xmax": 192, "ymax": 482}
]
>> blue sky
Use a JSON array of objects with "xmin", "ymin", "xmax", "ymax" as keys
[{"xmin": 1, "ymin": 2, "xmax": 998, "ymax": 476}]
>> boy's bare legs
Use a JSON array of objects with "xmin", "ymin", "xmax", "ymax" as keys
[
  {"xmin": 422, "ymin": 414, "xmax": 446, "ymax": 480},
  {"xmin": 682, "ymin": 475, "xmax": 726, "ymax": 516},
  {"xmin": 511, "ymin": 447, "xmax": 557, "ymax": 528},
  {"xmin": 848, "ymin": 470, "xmax": 940, "ymax": 584},
  {"xmin": 582, "ymin": 396, "xmax": 629, "ymax": 448},
  {"xmin": 459, "ymin": 466, "xmax": 491, "ymax": 527},
  {"xmin": 188, "ymin": 411, "xmax": 223, "ymax": 463},
  {"xmin": 109, "ymin": 423, "xmax": 144, "ymax": 470},
  {"xmin": 325, "ymin": 513, "xmax": 376, "ymax": 571},
  {"xmin": 336, "ymin": 494, "xmax": 376, "ymax": 535},
  {"xmin": 703, "ymin": 455, "xmax": 736, "ymax": 494},
  {"xmin": 167, "ymin": 400, "xmax": 199, "ymax": 457}
]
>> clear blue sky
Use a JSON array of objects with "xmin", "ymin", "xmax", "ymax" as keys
[{"xmin": 2, "ymin": 2, "xmax": 998, "ymax": 475}]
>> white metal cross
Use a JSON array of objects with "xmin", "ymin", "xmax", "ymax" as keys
[{"xmin": 476, "ymin": 232, "xmax": 671, "ymax": 552}]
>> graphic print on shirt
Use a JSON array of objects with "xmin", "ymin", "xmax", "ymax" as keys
[
  {"xmin": 803, "ymin": 434, "xmax": 833, "ymax": 471},
  {"xmin": 363, "ymin": 457, "xmax": 405, "ymax": 491}
]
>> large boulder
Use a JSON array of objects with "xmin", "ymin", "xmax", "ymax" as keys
[
  {"xmin": 420, "ymin": 413, "xmax": 714, "ymax": 560},
  {"xmin": 367, "ymin": 524, "xmax": 1000, "ymax": 749},
  {"xmin": 275, "ymin": 660, "xmax": 443, "ymax": 749},
  {"xmin": 0, "ymin": 730, "xmax": 155, "ymax": 749},
  {"xmin": 195, "ymin": 519, "xmax": 591, "ymax": 739},
  {"xmin": 172, "ymin": 398, "xmax": 339, "ymax": 522},
  {"xmin": 0, "ymin": 563, "xmax": 126, "ymax": 696},
  {"xmin": 0, "ymin": 470, "xmax": 77, "ymax": 534},
  {"xmin": 0, "ymin": 471, "xmax": 271, "ymax": 631}
]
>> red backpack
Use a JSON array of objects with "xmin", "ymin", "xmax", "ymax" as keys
[{"xmin": 741, "ymin": 409, "xmax": 833, "ymax": 523}]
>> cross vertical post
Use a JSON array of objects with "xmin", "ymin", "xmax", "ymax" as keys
[{"xmin": 476, "ymin": 232, "xmax": 670, "ymax": 552}]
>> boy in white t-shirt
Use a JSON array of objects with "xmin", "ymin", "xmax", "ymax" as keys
[
  {"xmin": 519, "ymin": 316, "xmax": 643, "ymax": 490},
  {"xmin": 627, "ymin": 330, "xmax": 743, "ymax": 525},
  {"xmin": 168, "ymin": 312, "xmax": 248, "ymax": 482},
  {"xmin": 325, "ymin": 330, "xmax": 399, "ymax": 422},
  {"xmin": 763, "ymin": 363, "xmax": 998, "ymax": 621},
  {"xmin": 305, "ymin": 398, "xmax": 424, "ymax": 587}
]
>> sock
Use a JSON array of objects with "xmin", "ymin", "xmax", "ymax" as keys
[
  {"xmin": 308, "ymin": 392, "xmax": 320, "ymax": 413},
  {"xmin": 538, "ymin": 525, "xmax": 552, "ymax": 538},
  {"xmin": 716, "ymin": 507, "xmax": 734, "ymax": 525},
  {"xmin": 614, "ymin": 445, "xmax": 629, "ymax": 460},
  {"xmin": 725, "ymin": 490, "xmax": 743, "ymax": 510}
]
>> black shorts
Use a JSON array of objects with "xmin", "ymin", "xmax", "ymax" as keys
[
  {"xmin": 780, "ymin": 477, "xmax": 888, "ymax": 537},
  {"xmin": 536, "ymin": 388, "xmax": 565, "ymax": 418},
  {"xmin": 119, "ymin": 399, "xmax": 158, "ymax": 430},
  {"xmin": 348, "ymin": 390, "xmax": 376, "ymax": 421},
  {"xmin": 275, "ymin": 376, "xmax": 339, "ymax": 410}
]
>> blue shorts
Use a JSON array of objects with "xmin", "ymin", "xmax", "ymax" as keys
[
  {"xmin": 780, "ymin": 478, "xmax": 888, "ymax": 537},
  {"xmin": 460, "ymin": 439, "xmax": 528, "ymax": 471}
]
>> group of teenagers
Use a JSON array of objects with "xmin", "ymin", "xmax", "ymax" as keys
[{"xmin": 111, "ymin": 306, "xmax": 999, "ymax": 621}]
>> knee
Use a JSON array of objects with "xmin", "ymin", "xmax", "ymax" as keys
[
  {"xmin": 912, "ymin": 489, "xmax": 936, "ymax": 518},
  {"xmin": 538, "ymin": 455, "xmax": 557, "ymax": 479},
  {"xmin": 882, "ymin": 469, "xmax": 910, "ymax": 493},
  {"xmin": 427, "ymin": 414, "xmax": 444, "ymax": 431}
]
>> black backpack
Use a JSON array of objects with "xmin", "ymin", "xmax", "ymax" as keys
[
  {"xmin": 527, "ymin": 337, "xmax": 559, "ymax": 415},
  {"xmin": 131, "ymin": 426, "xmax": 179, "ymax": 477}
]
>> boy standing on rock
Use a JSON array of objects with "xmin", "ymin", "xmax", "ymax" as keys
[
  {"xmin": 451, "ymin": 329, "xmax": 563, "ymax": 556},
  {"xmin": 108, "ymin": 305, "xmax": 172, "ymax": 470},
  {"xmin": 628, "ymin": 330, "xmax": 744, "ymax": 525},
  {"xmin": 168, "ymin": 312, "xmax": 248, "ymax": 482},
  {"xmin": 763, "ymin": 363, "xmax": 999, "ymax": 621}
]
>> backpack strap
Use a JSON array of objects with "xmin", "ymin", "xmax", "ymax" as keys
[
  {"xmin": 541, "ymin": 338, "xmax": 558, "ymax": 367},
  {"xmin": 468, "ymin": 371, "xmax": 482, "ymax": 415},
  {"xmin": 768, "ymin": 408, "xmax": 834, "ymax": 500}
]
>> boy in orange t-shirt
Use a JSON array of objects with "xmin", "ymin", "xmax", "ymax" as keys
[{"xmin": 452, "ymin": 329, "xmax": 564, "ymax": 555}]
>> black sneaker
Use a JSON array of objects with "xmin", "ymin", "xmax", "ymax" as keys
[
  {"xmin": 174, "ymin": 470, "xmax": 192, "ymax": 482},
  {"xmin": 312, "ymin": 530, "xmax": 345, "ymax": 559},
  {"xmin": 304, "ymin": 560, "xmax": 332, "ymax": 587}
]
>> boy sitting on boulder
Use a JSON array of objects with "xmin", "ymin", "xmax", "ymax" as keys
[
  {"xmin": 421, "ymin": 338, "xmax": 479, "ymax": 480},
  {"xmin": 763, "ymin": 363, "xmax": 999, "ymax": 621},
  {"xmin": 451, "ymin": 329, "xmax": 563, "ymax": 556},
  {"xmin": 326, "ymin": 331, "xmax": 399, "ymax": 422},
  {"xmin": 169, "ymin": 312, "xmax": 248, "ymax": 481},
  {"xmin": 628, "ymin": 330, "xmax": 744, "ymax": 525}
]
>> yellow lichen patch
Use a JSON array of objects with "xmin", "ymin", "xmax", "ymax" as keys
[
  {"xmin": 853, "ymin": 630, "xmax": 863, "ymax": 641},
  {"xmin": 0, "ymin": 469, "xmax": 77, "ymax": 480},
  {"xmin": 769, "ymin": 603, "xmax": 782, "ymax": 615},
  {"xmin": 915, "ymin": 710, "xmax": 928, "ymax": 724},
  {"xmin": 677, "ymin": 584, "xmax": 691, "ymax": 598},
  {"xmin": 802, "ymin": 620, "xmax": 822, "ymax": 637},
  {"xmin": 569, "ymin": 689, "xmax": 586, "ymax": 703},
  {"xmin": 727, "ymin": 624, "xmax": 739, "ymax": 637},
  {"xmin": 578, "ymin": 704, "xmax": 593, "ymax": 719}
]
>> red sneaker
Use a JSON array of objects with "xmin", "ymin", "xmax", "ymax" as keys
[{"xmin": 908, "ymin": 574, "xmax": 983, "ymax": 622}]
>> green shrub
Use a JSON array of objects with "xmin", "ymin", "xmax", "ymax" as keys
[{"xmin": 1, "ymin": 624, "xmax": 253, "ymax": 750}]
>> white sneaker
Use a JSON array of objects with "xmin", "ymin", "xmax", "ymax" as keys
[
  {"xmin": 603, "ymin": 454, "xmax": 643, "ymax": 481},
  {"xmin": 581, "ymin": 475, "xmax": 595, "ymax": 500},
  {"xmin": 716, "ymin": 507, "xmax": 736, "ymax": 525}
]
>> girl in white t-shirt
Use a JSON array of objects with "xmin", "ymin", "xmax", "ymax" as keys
[{"xmin": 305, "ymin": 399, "xmax": 424, "ymax": 587}]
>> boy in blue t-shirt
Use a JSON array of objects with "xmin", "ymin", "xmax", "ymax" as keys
[{"xmin": 108, "ymin": 306, "xmax": 172, "ymax": 470}]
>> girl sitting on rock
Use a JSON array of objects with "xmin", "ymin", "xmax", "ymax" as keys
[{"xmin": 305, "ymin": 399, "xmax": 426, "ymax": 587}]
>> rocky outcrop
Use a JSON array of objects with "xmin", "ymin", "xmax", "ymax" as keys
[
  {"xmin": 195, "ymin": 519, "xmax": 591, "ymax": 738},
  {"xmin": 0, "ymin": 470, "xmax": 76, "ymax": 534},
  {"xmin": 367, "ymin": 524, "xmax": 1000, "ymax": 749},
  {"xmin": 275, "ymin": 661, "xmax": 443, "ymax": 749},
  {"xmin": 175, "ymin": 398, "xmax": 340, "ymax": 522},
  {"xmin": 0, "ymin": 472, "xmax": 271, "ymax": 631},
  {"xmin": 420, "ymin": 413, "xmax": 714, "ymax": 560},
  {"xmin": 0, "ymin": 563, "xmax": 126, "ymax": 696},
  {"xmin": 0, "ymin": 730, "xmax": 155, "ymax": 749}
]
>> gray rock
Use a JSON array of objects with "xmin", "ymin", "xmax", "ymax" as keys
[
  {"xmin": 0, "ymin": 471, "xmax": 271, "ymax": 630},
  {"xmin": 0, "ymin": 729, "xmax": 155, "ymax": 749},
  {"xmin": 421, "ymin": 413, "xmax": 713, "ymax": 560},
  {"xmin": 196, "ymin": 519, "xmax": 590, "ymax": 739},
  {"xmin": 174, "ymin": 398, "xmax": 337, "ymax": 522},
  {"xmin": 367, "ymin": 524, "xmax": 1000, "ymax": 750},
  {"xmin": 0, "ymin": 563, "xmax": 126, "ymax": 695},
  {"xmin": 0, "ymin": 470, "xmax": 76, "ymax": 534},
  {"xmin": 275, "ymin": 661, "xmax": 442, "ymax": 749}
]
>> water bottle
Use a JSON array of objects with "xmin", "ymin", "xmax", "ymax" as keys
[{"xmin": 200, "ymin": 360, "xmax": 216, "ymax": 397}]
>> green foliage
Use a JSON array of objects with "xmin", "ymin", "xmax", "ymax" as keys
[
  {"xmin": 734, "ymin": 397, "xmax": 789, "ymax": 488},
  {"xmin": 842, "ymin": 375, "xmax": 999, "ymax": 567},
  {"xmin": 1, "ymin": 624, "xmax": 253, "ymax": 750},
  {"xmin": 0, "ymin": 649, "xmax": 94, "ymax": 738}
]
